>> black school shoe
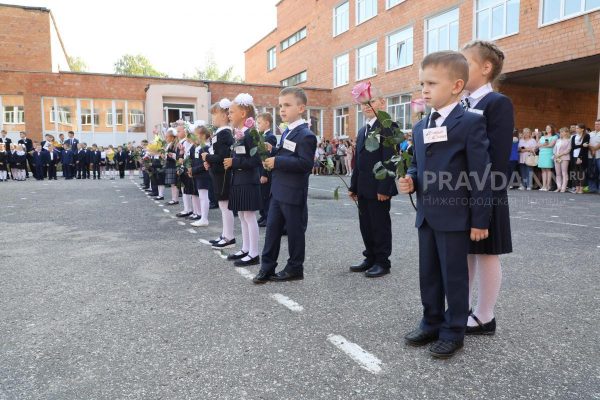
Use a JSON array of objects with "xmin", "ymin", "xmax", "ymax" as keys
[
  {"xmin": 404, "ymin": 328, "xmax": 439, "ymax": 346},
  {"xmin": 176, "ymin": 211, "xmax": 192, "ymax": 218},
  {"xmin": 227, "ymin": 251, "xmax": 248, "ymax": 261},
  {"xmin": 234, "ymin": 255, "xmax": 260, "ymax": 267},
  {"xmin": 209, "ymin": 236, "xmax": 223, "ymax": 245},
  {"xmin": 466, "ymin": 314, "xmax": 496, "ymax": 336},
  {"xmin": 429, "ymin": 340, "xmax": 464, "ymax": 359},
  {"xmin": 212, "ymin": 238, "xmax": 236, "ymax": 250}
]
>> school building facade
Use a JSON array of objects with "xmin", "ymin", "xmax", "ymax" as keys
[
  {"xmin": 245, "ymin": 0, "xmax": 600, "ymax": 138},
  {"xmin": 0, "ymin": 4, "xmax": 331, "ymax": 145}
]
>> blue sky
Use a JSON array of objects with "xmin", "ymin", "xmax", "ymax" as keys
[{"xmin": 8, "ymin": 0, "xmax": 279, "ymax": 78}]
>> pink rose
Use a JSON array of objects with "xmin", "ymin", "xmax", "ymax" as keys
[
  {"xmin": 234, "ymin": 128, "xmax": 245, "ymax": 141},
  {"xmin": 352, "ymin": 81, "xmax": 372, "ymax": 104},
  {"xmin": 244, "ymin": 117, "xmax": 255, "ymax": 129},
  {"xmin": 411, "ymin": 98, "xmax": 427, "ymax": 114}
]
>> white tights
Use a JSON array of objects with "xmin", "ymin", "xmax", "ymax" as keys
[
  {"xmin": 238, "ymin": 211, "xmax": 259, "ymax": 258},
  {"xmin": 0, "ymin": 171, "xmax": 7, "ymax": 180},
  {"xmin": 171, "ymin": 186, "xmax": 179, "ymax": 202},
  {"xmin": 218, "ymin": 200, "xmax": 234, "ymax": 241},
  {"xmin": 198, "ymin": 189, "xmax": 209, "ymax": 223},
  {"xmin": 182, "ymin": 194, "xmax": 192, "ymax": 213},
  {"xmin": 158, "ymin": 185, "xmax": 165, "ymax": 197},
  {"xmin": 191, "ymin": 195, "xmax": 201, "ymax": 216},
  {"xmin": 468, "ymin": 254, "xmax": 503, "ymax": 326}
]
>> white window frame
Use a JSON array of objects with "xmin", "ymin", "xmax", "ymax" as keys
[
  {"xmin": 539, "ymin": 0, "xmax": 600, "ymax": 27},
  {"xmin": 387, "ymin": 94, "xmax": 412, "ymax": 130},
  {"xmin": 267, "ymin": 47, "xmax": 277, "ymax": 71},
  {"xmin": 334, "ymin": 53, "xmax": 350, "ymax": 88},
  {"xmin": 425, "ymin": 8, "xmax": 460, "ymax": 55},
  {"xmin": 128, "ymin": 110, "xmax": 145, "ymax": 126},
  {"xmin": 281, "ymin": 27, "xmax": 307, "ymax": 51},
  {"xmin": 80, "ymin": 108, "xmax": 99, "ymax": 126},
  {"xmin": 281, "ymin": 71, "xmax": 307, "ymax": 87},
  {"xmin": 386, "ymin": 26, "xmax": 413, "ymax": 72},
  {"xmin": 474, "ymin": 0, "xmax": 520, "ymax": 40},
  {"xmin": 3, "ymin": 105, "xmax": 24, "ymax": 124},
  {"xmin": 386, "ymin": 0, "xmax": 406, "ymax": 9},
  {"xmin": 334, "ymin": 107, "xmax": 349, "ymax": 138},
  {"xmin": 106, "ymin": 109, "xmax": 124, "ymax": 127},
  {"xmin": 356, "ymin": 106, "xmax": 366, "ymax": 131},
  {"xmin": 356, "ymin": 41, "xmax": 378, "ymax": 81},
  {"xmin": 50, "ymin": 106, "xmax": 72, "ymax": 125},
  {"xmin": 356, "ymin": 0, "xmax": 377, "ymax": 25},
  {"xmin": 333, "ymin": 1, "xmax": 350, "ymax": 37}
]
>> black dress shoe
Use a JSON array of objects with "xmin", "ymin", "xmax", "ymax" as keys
[
  {"xmin": 349, "ymin": 261, "xmax": 372, "ymax": 272},
  {"xmin": 154, "ymin": 196, "xmax": 164, "ymax": 200},
  {"xmin": 429, "ymin": 340, "xmax": 464, "ymax": 359},
  {"xmin": 272, "ymin": 271, "xmax": 304, "ymax": 282},
  {"xmin": 209, "ymin": 236, "xmax": 223, "ymax": 245},
  {"xmin": 257, "ymin": 217, "xmax": 266, "ymax": 224},
  {"xmin": 209, "ymin": 203, "xmax": 219, "ymax": 209},
  {"xmin": 466, "ymin": 314, "xmax": 496, "ymax": 336},
  {"xmin": 211, "ymin": 238, "xmax": 236, "ymax": 249},
  {"xmin": 258, "ymin": 220, "xmax": 267, "ymax": 227},
  {"xmin": 364, "ymin": 264, "xmax": 390, "ymax": 278},
  {"xmin": 166, "ymin": 200, "xmax": 179, "ymax": 206},
  {"xmin": 234, "ymin": 255, "xmax": 260, "ymax": 267},
  {"xmin": 404, "ymin": 328, "xmax": 439, "ymax": 346},
  {"xmin": 253, "ymin": 270, "xmax": 273, "ymax": 284},
  {"xmin": 227, "ymin": 251, "xmax": 248, "ymax": 261},
  {"xmin": 176, "ymin": 211, "xmax": 192, "ymax": 218},
  {"xmin": 187, "ymin": 214, "xmax": 201, "ymax": 220}
]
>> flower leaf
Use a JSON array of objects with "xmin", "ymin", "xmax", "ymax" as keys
[
  {"xmin": 376, "ymin": 110, "xmax": 392, "ymax": 122},
  {"xmin": 250, "ymin": 147, "xmax": 258, "ymax": 157},
  {"xmin": 333, "ymin": 186, "xmax": 341, "ymax": 201},
  {"xmin": 365, "ymin": 134, "xmax": 380, "ymax": 152}
]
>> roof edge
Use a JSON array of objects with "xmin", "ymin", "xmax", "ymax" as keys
[{"xmin": 0, "ymin": 3, "xmax": 50, "ymax": 12}]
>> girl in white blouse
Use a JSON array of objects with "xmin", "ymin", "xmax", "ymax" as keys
[{"xmin": 553, "ymin": 127, "xmax": 571, "ymax": 192}]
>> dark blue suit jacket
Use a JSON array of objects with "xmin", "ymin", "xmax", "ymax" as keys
[
  {"xmin": 88, "ymin": 150, "xmax": 101, "ymax": 164},
  {"xmin": 408, "ymin": 104, "xmax": 492, "ymax": 232},
  {"xmin": 65, "ymin": 138, "xmax": 79, "ymax": 151},
  {"xmin": 32, "ymin": 151, "xmax": 49, "ymax": 166},
  {"xmin": 350, "ymin": 120, "xmax": 398, "ymax": 199},
  {"xmin": 62, "ymin": 150, "xmax": 75, "ymax": 165},
  {"xmin": 270, "ymin": 123, "xmax": 317, "ymax": 206},
  {"xmin": 470, "ymin": 92, "xmax": 514, "ymax": 194},
  {"xmin": 231, "ymin": 129, "xmax": 262, "ymax": 186},
  {"xmin": 47, "ymin": 149, "xmax": 60, "ymax": 165}
]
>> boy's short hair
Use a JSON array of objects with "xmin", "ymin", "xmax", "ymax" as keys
[
  {"xmin": 257, "ymin": 112, "xmax": 273, "ymax": 126},
  {"xmin": 280, "ymin": 86, "xmax": 307, "ymax": 105},
  {"xmin": 0, "ymin": 129, "xmax": 6, "ymax": 134},
  {"xmin": 421, "ymin": 51, "xmax": 469, "ymax": 83},
  {"xmin": 68, "ymin": 131, "xmax": 74, "ymax": 135}
]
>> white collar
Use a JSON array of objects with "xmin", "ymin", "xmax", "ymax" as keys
[
  {"xmin": 368, "ymin": 117, "xmax": 377, "ymax": 127},
  {"xmin": 432, "ymin": 102, "xmax": 459, "ymax": 120},
  {"xmin": 287, "ymin": 119, "xmax": 306, "ymax": 132},
  {"xmin": 215, "ymin": 126, "xmax": 230, "ymax": 134},
  {"xmin": 466, "ymin": 83, "xmax": 493, "ymax": 102}
]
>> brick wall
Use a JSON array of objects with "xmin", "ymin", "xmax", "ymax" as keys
[{"xmin": 0, "ymin": 5, "xmax": 52, "ymax": 72}]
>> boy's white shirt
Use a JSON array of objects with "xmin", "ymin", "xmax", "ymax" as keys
[
  {"xmin": 430, "ymin": 102, "xmax": 459, "ymax": 127},
  {"xmin": 464, "ymin": 83, "xmax": 493, "ymax": 108},
  {"xmin": 286, "ymin": 118, "xmax": 307, "ymax": 132}
]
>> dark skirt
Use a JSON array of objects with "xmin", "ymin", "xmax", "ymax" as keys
[
  {"xmin": 180, "ymin": 173, "xmax": 195, "ymax": 195},
  {"xmin": 127, "ymin": 161, "xmax": 137, "ymax": 170},
  {"xmin": 193, "ymin": 172, "xmax": 212, "ymax": 191},
  {"xmin": 228, "ymin": 184, "xmax": 261, "ymax": 212},
  {"xmin": 155, "ymin": 170, "xmax": 165, "ymax": 186},
  {"xmin": 469, "ymin": 192, "xmax": 512, "ymax": 255},
  {"xmin": 164, "ymin": 167, "xmax": 178, "ymax": 185},
  {"xmin": 210, "ymin": 170, "xmax": 232, "ymax": 201}
]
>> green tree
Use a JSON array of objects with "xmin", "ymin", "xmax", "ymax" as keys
[
  {"xmin": 114, "ymin": 54, "xmax": 167, "ymax": 77},
  {"xmin": 184, "ymin": 53, "xmax": 242, "ymax": 82},
  {"xmin": 67, "ymin": 56, "xmax": 87, "ymax": 72}
]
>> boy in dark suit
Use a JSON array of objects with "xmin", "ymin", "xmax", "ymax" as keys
[
  {"xmin": 61, "ymin": 144, "xmax": 75, "ymax": 179},
  {"xmin": 115, "ymin": 146, "xmax": 127, "ymax": 179},
  {"xmin": 64, "ymin": 131, "xmax": 79, "ymax": 154},
  {"xmin": 398, "ymin": 51, "xmax": 492, "ymax": 359},
  {"xmin": 76, "ymin": 143, "xmax": 87, "ymax": 179},
  {"xmin": 253, "ymin": 87, "xmax": 317, "ymax": 284},
  {"xmin": 31, "ymin": 144, "xmax": 48, "ymax": 180},
  {"xmin": 46, "ymin": 144, "xmax": 60, "ymax": 180},
  {"xmin": 89, "ymin": 144, "xmax": 101, "ymax": 179},
  {"xmin": 18, "ymin": 131, "xmax": 33, "ymax": 177},
  {"xmin": 256, "ymin": 112, "xmax": 278, "ymax": 227},
  {"xmin": 348, "ymin": 86, "xmax": 399, "ymax": 278}
]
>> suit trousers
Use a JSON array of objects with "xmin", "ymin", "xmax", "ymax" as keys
[{"xmin": 358, "ymin": 196, "xmax": 392, "ymax": 268}]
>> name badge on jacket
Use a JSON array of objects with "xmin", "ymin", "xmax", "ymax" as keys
[
  {"xmin": 467, "ymin": 108, "xmax": 484, "ymax": 115},
  {"xmin": 212, "ymin": 136, "xmax": 218, "ymax": 144},
  {"xmin": 423, "ymin": 126, "xmax": 448, "ymax": 144},
  {"xmin": 235, "ymin": 146, "xmax": 246, "ymax": 155},
  {"xmin": 283, "ymin": 139, "xmax": 297, "ymax": 152}
]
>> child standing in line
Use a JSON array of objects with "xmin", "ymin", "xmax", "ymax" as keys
[
  {"xmin": 0, "ymin": 143, "xmax": 8, "ymax": 181},
  {"xmin": 190, "ymin": 126, "xmax": 212, "ymax": 227},
  {"xmin": 12, "ymin": 144, "xmax": 27, "ymax": 181}
]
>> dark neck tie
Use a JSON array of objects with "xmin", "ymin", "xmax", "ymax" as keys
[
  {"xmin": 279, "ymin": 128, "xmax": 290, "ymax": 147},
  {"xmin": 428, "ymin": 112, "xmax": 441, "ymax": 129}
]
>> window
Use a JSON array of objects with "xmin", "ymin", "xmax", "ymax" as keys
[
  {"xmin": 387, "ymin": 95, "xmax": 412, "ymax": 130},
  {"xmin": 357, "ymin": 0, "xmax": 377, "ymax": 24},
  {"xmin": 281, "ymin": 27, "xmax": 307, "ymax": 51},
  {"xmin": 476, "ymin": 0, "xmax": 520, "ymax": 40},
  {"xmin": 334, "ymin": 107, "xmax": 349, "ymax": 137},
  {"xmin": 356, "ymin": 106, "xmax": 366, "ymax": 130},
  {"xmin": 49, "ymin": 106, "xmax": 72, "ymax": 125},
  {"xmin": 281, "ymin": 71, "xmax": 307, "ymax": 87},
  {"xmin": 334, "ymin": 1, "xmax": 350, "ymax": 36},
  {"xmin": 129, "ymin": 110, "xmax": 145, "ymax": 126},
  {"xmin": 334, "ymin": 53, "xmax": 350, "ymax": 87},
  {"xmin": 387, "ymin": 0, "xmax": 405, "ymax": 8},
  {"xmin": 426, "ymin": 8, "xmax": 459, "ymax": 54},
  {"xmin": 541, "ymin": 0, "xmax": 600, "ymax": 24},
  {"xmin": 3, "ymin": 106, "xmax": 24, "ymax": 124},
  {"xmin": 106, "ymin": 109, "xmax": 124, "ymax": 126},
  {"xmin": 267, "ymin": 47, "xmax": 277, "ymax": 71},
  {"xmin": 357, "ymin": 42, "xmax": 378, "ymax": 80},
  {"xmin": 80, "ymin": 109, "xmax": 99, "ymax": 126},
  {"xmin": 387, "ymin": 26, "xmax": 413, "ymax": 71}
]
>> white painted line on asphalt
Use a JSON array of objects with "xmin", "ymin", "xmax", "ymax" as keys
[
  {"xmin": 177, "ymin": 221, "xmax": 186, "ymax": 226},
  {"xmin": 236, "ymin": 267, "xmax": 255, "ymax": 280},
  {"xmin": 214, "ymin": 250, "xmax": 228, "ymax": 260},
  {"xmin": 569, "ymin": 199, "xmax": 575, "ymax": 201},
  {"xmin": 394, "ymin": 212, "xmax": 403, "ymax": 215},
  {"xmin": 116, "ymin": 190, "xmax": 121, "ymax": 192},
  {"xmin": 170, "ymin": 216, "xmax": 176, "ymax": 219},
  {"xmin": 159, "ymin": 204, "xmax": 164, "ymax": 207},
  {"xmin": 199, "ymin": 239, "xmax": 212, "ymax": 246},
  {"xmin": 154, "ymin": 201, "xmax": 160, "ymax": 204},
  {"xmin": 270, "ymin": 293, "xmax": 304, "ymax": 312},
  {"xmin": 550, "ymin": 215, "xmax": 559, "ymax": 218},
  {"xmin": 20, "ymin": 198, "xmax": 27, "ymax": 200},
  {"xmin": 163, "ymin": 209, "xmax": 170, "ymax": 213},
  {"xmin": 187, "ymin": 228, "xmax": 197, "ymax": 234},
  {"xmin": 343, "ymin": 203, "xmax": 352, "ymax": 206},
  {"xmin": 119, "ymin": 196, "xmax": 125, "ymax": 198},
  {"xmin": 122, "ymin": 201, "xmax": 128, "ymax": 204},
  {"xmin": 511, "ymin": 216, "xmax": 588, "ymax": 227},
  {"xmin": 327, "ymin": 334, "xmax": 383, "ymax": 374}
]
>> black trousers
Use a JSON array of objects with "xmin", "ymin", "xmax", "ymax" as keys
[
  {"xmin": 261, "ymin": 198, "xmax": 307, "ymax": 274},
  {"xmin": 77, "ymin": 163, "xmax": 87, "ymax": 178},
  {"xmin": 118, "ymin": 165, "xmax": 125, "ymax": 178},
  {"xmin": 259, "ymin": 181, "xmax": 272, "ymax": 220},
  {"xmin": 358, "ymin": 196, "xmax": 392, "ymax": 268},
  {"xmin": 417, "ymin": 220, "xmax": 469, "ymax": 342},
  {"xmin": 92, "ymin": 163, "xmax": 100, "ymax": 178},
  {"xmin": 26, "ymin": 154, "xmax": 33, "ymax": 177},
  {"xmin": 48, "ymin": 164, "xmax": 57, "ymax": 179},
  {"xmin": 143, "ymin": 171, "xmax": 150, "ymax": 188}
]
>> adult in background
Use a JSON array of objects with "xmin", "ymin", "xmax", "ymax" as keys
[
  {"xmin": 587, "ymin": 119, "xmax": 600, "ymax": 194},
  {"xmin": 570, "ymin": 123, "xmax": 590, "ymax": 194},
  {"xmin": 537, "ymin": 125, "xmax": 557, "ymax": 191},
  {"xmin": 518, "ymin": 128, "xmax": 537, "ymax": 190}
]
